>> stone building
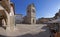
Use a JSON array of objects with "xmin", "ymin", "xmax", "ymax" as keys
[
  {"xmin": 22, "ymin": 16, "xmax": 27, "ymax": 24},
  {"xmin": 37, "ymin": 9, "xmax": 60, "ymax": 24},
  {"xmin": 54, "ymin": 9, "xmax": 60, "ymax": 19},
  {"xmin": 0, "ymin": 0, "xmax": 15, "ymax": 31},
  {"xmin": 36, "ymin": 18, "xmax": 53, "ymax": 24},
  {"xmin": 26, "ymin": 3, "xmax": 36, "ymax": 24},
  {"xmin": 15, "ymin": 14, "xmax": 23, "ymax": 24}
]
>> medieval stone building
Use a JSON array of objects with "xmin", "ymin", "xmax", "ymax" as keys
[
  {"xmin": 26, "ymin": 3, "xmax": 36, "ymax": 24},
  {"xmin": 54, "ymin": 9, "xmax": 60, "ymax": 19},
  {"xmin": 37, "ymin": 9, "xmax": 60, "ymax": 24},
  {"xmin": 15, "ymin": 14, "xmax": 23, "ymax": 24},
  {"xmin": 36, "ymin": 18, "xmax": 53, "ymax": 24},
  {"xmin": 23, "ymin": 3, "xmax": 36, "ymax": 24},
  {"xmin": 0, "ymin": 0, "xmax": 15, "ymax": 31}
]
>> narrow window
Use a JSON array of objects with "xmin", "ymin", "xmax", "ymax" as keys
[{"xmin": 33, "ymin": 19, "xmax": 34, "ymax": 23}]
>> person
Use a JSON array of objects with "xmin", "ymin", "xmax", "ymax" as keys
[{"xmin": 49, "ymin": 27, "xmax": 57, "ymax": 37}]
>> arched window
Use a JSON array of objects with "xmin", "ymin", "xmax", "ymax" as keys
[{"xmin": 32, "ymin": 9, "xmax": 35, "ymax": 13}]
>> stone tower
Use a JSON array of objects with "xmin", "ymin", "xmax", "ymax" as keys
[{"xmin": 27, "ymin": 3, "xmax": 36, "ymax": 24}]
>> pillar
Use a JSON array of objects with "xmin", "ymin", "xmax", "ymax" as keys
[
  {"xmin": 6, "ymin": 15, "xmax": 15, "ymax": 31},
  {"xmin": 4, "ymin": 10, "xmax": 15, "ymax": 31},
  {"xmin": 10, "ymin": 16, "xmax": 15, "ymax": 31}
]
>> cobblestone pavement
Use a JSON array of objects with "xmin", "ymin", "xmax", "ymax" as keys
[{"xmin": 0, "ymin": 24, "xmax": 50, "ymax": 37}]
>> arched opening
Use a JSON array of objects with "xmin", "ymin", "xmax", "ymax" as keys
[{"xmin": 0, "ymin": 10, "xmax": 7, "ymax": 29}]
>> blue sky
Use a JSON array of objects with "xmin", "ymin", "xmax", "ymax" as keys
[{"xmin": 11, "ymin": 0, "xmax": 60, "ymax": 19}]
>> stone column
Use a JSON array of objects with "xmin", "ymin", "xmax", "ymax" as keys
[
  {"xmin": 10, "ymin": 16, "xmax": 15, "ymax": 31},
  {"xmin": 6, "ymin": 15, "xmax": 15, "ymax": 31},
  {"xmin": 6, "ymin": 15, "xmax": 11, "ymax": 31}
]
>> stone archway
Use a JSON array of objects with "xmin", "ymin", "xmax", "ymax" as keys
[{"xmin": 0, "ymin": 10, "xmax": 7, "ymax": 29}]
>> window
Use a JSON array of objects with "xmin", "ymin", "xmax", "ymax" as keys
[
  {"xmin": 27, "ymin": 10, "xmax": 29, "ymax": 12},
  {"xmin": 33, "ymin": 19, "xmax": 34, "ymax": 23},
  {"xmin": 32, "ymin": 9, "xmax": 35, "ymax": 13}
]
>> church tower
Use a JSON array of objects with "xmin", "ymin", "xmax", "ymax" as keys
[{"xmin": 27, "ymin": 3, "xmax": 36, "ymax": 24}]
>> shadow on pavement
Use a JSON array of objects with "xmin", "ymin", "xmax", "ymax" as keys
[
  {"xmin": 16, "ymin": 31, "xmax": 49, "ymax": 37},
  {"xmin": 41, "ymin": 26, "xmax": 47, "ymax": 30},
  {"xmin": 0, "ymin": 35, "xmax": 7, "ymax": 37}
]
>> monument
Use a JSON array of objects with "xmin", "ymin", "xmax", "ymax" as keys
[{"xmin": 0, "ymin": 0, "xmax": 15, "ymax": 31}]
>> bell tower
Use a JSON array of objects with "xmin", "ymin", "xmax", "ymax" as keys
[{"xmin": 27, "ymin": 3, "xmax": 36, "ymax": 24}]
